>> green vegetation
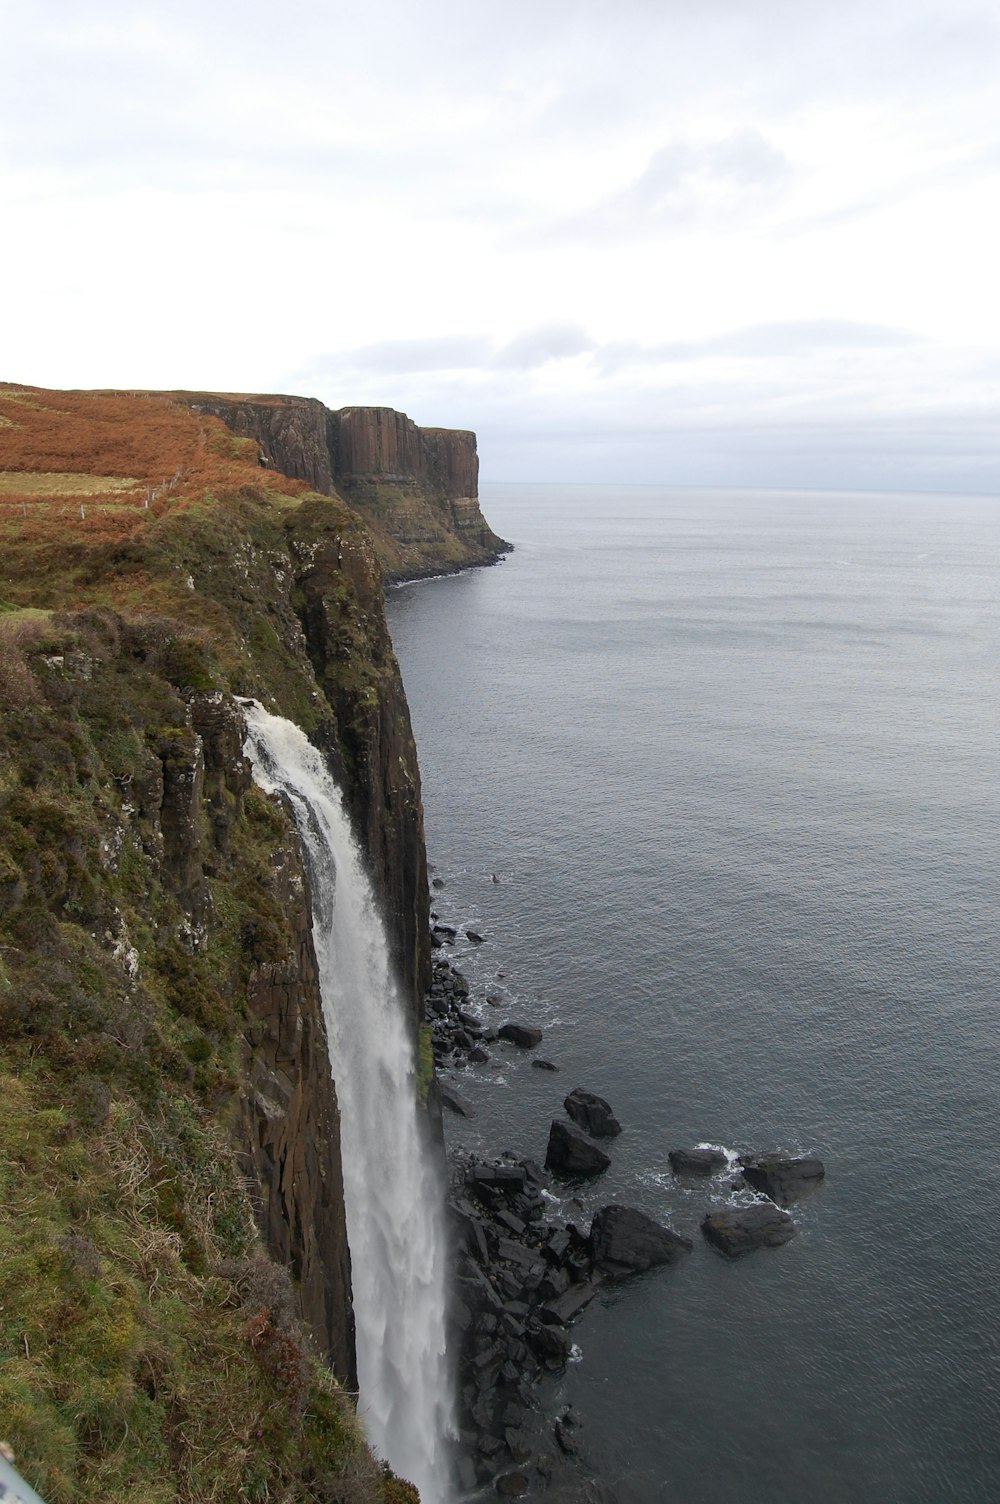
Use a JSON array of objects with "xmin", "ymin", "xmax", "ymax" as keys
[
  {"xmin": 0, "ymin": 469, "xmax": 422, "ymax": 1501},
  {"xmin": 415, "ymin": 1025, "xmax": 434, "ymax": 1108}
]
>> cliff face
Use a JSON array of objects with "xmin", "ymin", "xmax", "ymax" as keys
[
  {"xmin": 0, "ymin": 384, "xmax": 428, "ymax": 1502},
  {"xmin": 177, "ymin": 391, "xmax": 511, "ymax": 581}
]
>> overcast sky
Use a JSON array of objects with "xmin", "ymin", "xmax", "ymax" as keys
[{"xmin": 2, "ymin": 0, "xmax": 998, "ymax": 489}]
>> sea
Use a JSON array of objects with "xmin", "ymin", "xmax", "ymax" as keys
[{"xmin": 383, "ymin": 484, "xmax": 1000, "ymax": 1504}]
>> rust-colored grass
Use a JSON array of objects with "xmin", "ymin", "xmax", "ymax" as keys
[
  {"xmin": 0, "ymin": 471, "xmax": 141, "ymax": 497},
  {"xmin": 0, "ymin": 383, "xmax": 307, "ymax": 564}
]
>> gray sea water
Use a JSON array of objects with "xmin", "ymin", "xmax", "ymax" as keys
[{"xmin": 384, "ymin": 484, "xmax": 1000, "ymax": 1504}]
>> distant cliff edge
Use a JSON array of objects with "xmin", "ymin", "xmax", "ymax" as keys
[
  {"xmin": 0, "ymin": 383, "xmax": 431, "ymax": 1503},
  {"xmin": 170, "ymin": 392, "xmax": 512, "ymax": 582}
]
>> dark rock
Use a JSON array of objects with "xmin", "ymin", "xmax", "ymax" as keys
[
  {"xmin": 564, "ymin": 1087, "xmax": 621, "ymax": 1138},
  {"xmin": 498, "ymin": 1023, "xmax": 543, "ymax": 1049},
  {"xmin": 469, "ymin": 1163, "xmax": 528, "ymax": 1196},
  {"xmin": 432, "ymin": 877, "xmax": 445, "ymax": 889},
  {"xmin": 504, "ymin": 1426, "xmax": 532, "ymax": 1462},
  {"xmin": 431, "ymin": 922, "xmax": 456, "ymax": 940},
  {"xmin": 541, "ymin": 1229, "xmax": 571, "ymax": 1265},
  {"xmin": 532, "ymin": 1058, "xmax": 559, "ymax": 1071},
  {"xmin": 440, "ymin": 1088, "xmax": 473, "ymax": 1118},
  {"xmin": 466, "ymin": 928, "xmax": 486, "ymax": 944},
  {"xmin": 702, "ymin": 1203, "xmax": 796, "ymax": 1256},
  {"xmin": 669, "ymin": 1147, "xmax": 729, "ymax": 1176},
  {"xmin": 538, "ymin": 1269, "xmax": 571, "ymax": 1303},
  {"xmin": 452, "ymin": 970, "xmax": 471, "ymax": 997},
  {"xmin": 554, "ymin": 1418, "xmax": 580, "ymax": 1455},
  {"xmin": 519, "ymin": 1158, "xmax": 546, "ymax": 1186},
  {"xmin": 469, "ymin": 1045, "xmax": 491, "ymax": 1064},
  {"xmin": 545, "ymin": 1120, "xmax": 611, "ymax": 1178},
  {"xmin": 541, "ymin": 1279, "xmax": 599, "ymax": 1326},
  {"xmin": 528, "ymin": 1319, "xmax": 571, "ymax": 1364},
  {"xmin": 495, "ymin": 1470, "xmax": 531, "ymax": 1497},
  {"xmin": 589, "ymin": 1205, "xmax": 692, "ymax": 1279},
  {"xmin": 496, "ymin": 1238, "xmax": 536, "ymax": 1270},
  {"xmin": 739, "ymin": 1153, "xmax": 825, "ymax": 1206}
]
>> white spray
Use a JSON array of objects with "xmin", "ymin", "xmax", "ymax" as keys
[{"xmin": 243, "ymin": 703, "xmax": 454, "ymax": 1503}]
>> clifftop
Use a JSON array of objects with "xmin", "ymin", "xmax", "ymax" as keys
[
  {"xmin": 0, "ymin": 382, "xmax": 429, "ymax": 1503},
  {"xmin": 168, "ymin": 391, "xmax": 511, "ymax": 581}
]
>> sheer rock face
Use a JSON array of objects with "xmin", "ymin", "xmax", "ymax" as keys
[
  {"xmin": 177, "ymin": 392, "xmax": 510, "ymax": 580},
  {"xmin": 142, "ymin": 506, "xmax": 427, "ymax": 1386},
  {"xmin": 285, "ymin": 500, "xmax": 430, "ymax": 1013},
  {"xmin": 242, "ymin": 842, "xmax": 355, "ymax": 1387}
]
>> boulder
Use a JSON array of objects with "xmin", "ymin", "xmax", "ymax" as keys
[
  {"xmin": 440, "ymin": 1088, "xmax": 474, "ymax": 1117},
  {"xmin": 498, "ymin": 1023, "xmax": 543, "ymax": 1049},
  {"xmin": 701, "ymin": 1203, "xmax": 796, "ymax": 1257},
  {"xmin": 739, "ymin": 1153, "xmax": 825, "ymax": 1206},
  {"xmin": 495, "ymin": 1470, "xmax": 531, "ymax": 1497},
  {"xmin": 564, "ymin": 1088, "xmax": 621, "ymax": 1138},
  {"xmin": 669, "ymin": 1147, "xmax": 728, "ymax": 1176},
  {"xmin": 589, "ymin": 1205, "xmax": 692, "ymax": 1278},
  {"xmin": 466, "ymin": 928, "xmax": 486, "ymax": 944},
  {"xmin": 540, "ymin": 1279, "xmax": 599, "ymax": 1326},
  {"xmin": 545, "ymin": 1120, "xmax": 611, "ymax": 1178},
  {"xmin": 532, "ymin": 1058, "xmax": 559, "ymax": 1071}
]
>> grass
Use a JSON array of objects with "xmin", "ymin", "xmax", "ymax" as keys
[
  {"xmin": 0, "ymin": 472, "xmax": 141, "ymax": 497},
  {"xmin": 0, "ymin": 386, "xmax": 428, "ymax": 1503}
]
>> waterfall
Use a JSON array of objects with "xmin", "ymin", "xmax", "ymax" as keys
[{"xmin": 243, "ymin": 703, "xmax": 454, "ymax": 1503}]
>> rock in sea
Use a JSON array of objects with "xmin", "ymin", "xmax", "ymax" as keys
[
  {"xmin": 545, "ymin": 1120, "xmax": 611, "ymax": 1178},
  {"xmin": 701, "ymin": 1203, "xmax": 796, "ymax": 1257},
  {"xmin": 669, "ymin": 1147, "xmax": 729, "ymax": 1176},
  {"xmin": 739, "ymin": 1153, "xmax": 825, "ymax": 1206},
  {"xmin": 564, "ymin": 1087, "xmax": 622, "ymax": 1138},
  {"xmin": 589, "ymin": 1205, "xmax": 692, "ymax": 1278},
  {"xmin": 498, "ymin": 1023, "xmax": 543, "ymax": 1049}
]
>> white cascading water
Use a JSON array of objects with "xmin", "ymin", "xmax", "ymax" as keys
[{"xmin": 243, "ymin": 703, "xmax": 454, "ymax": 1503}]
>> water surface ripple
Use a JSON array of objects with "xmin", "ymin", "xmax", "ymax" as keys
[{"xmin": 386, "ymin": 486, "xmax": 1000, "ymax": 1504}]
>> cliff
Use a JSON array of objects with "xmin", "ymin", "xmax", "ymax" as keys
[
  {"xmin": 169, "ymin": 391, "xmax": 511, "ymax": 581},
  {"xmin": 0, "ymin": 384, "xmax": 428, "ymax": 1503}
]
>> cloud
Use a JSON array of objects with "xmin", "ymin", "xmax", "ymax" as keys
[
  {"xmin": 597, "ymin": 320, "xmax": 921, "ymax": 370},
  {"xmin": 309, "ymin": 336, "xmax": 494, "ymax": 376},
  {"xmin": 492, "ymin": 323, "xmax": 594, "ymax": 369},
  {"xmin": 526, "ymin": 130, "xmax": 794, "ymax": 245}
]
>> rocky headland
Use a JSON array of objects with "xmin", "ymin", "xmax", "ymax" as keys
[
  {"xmin": 0, "ymin": 381, "xmax": 489, "ymax": 1503},
  {"xmin": 167, "ymin": 391, "xmax": 512, "ymax": 582}
]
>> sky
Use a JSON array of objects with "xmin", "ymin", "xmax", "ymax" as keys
[{"xmin": 2, "ymin": 0, "xmax": 998, "ymax": 490}]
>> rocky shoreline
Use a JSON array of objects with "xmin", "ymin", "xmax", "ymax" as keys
[{"xmin": 425, "ymin": 917, "xmax": 825, "ymax": 1501}]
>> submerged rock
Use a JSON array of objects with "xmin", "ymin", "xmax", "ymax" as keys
[
  {"xmin": 589, "ymin": 1205, "xmax": 692, "ymax": 1278},
  {"xmin": 669, "ymin": 1147, "xmax": 729, "ymax": 1176},
  {"xmin": 564, "ymin": 1088, "xmax": 621, "ymax": 1138},
  {"xmin": 739, "ymin": 1153, "xmax": 825, "ymax": 1206},
  {"xmin": 701, "ymin": 1203, "xmax": 796, "ymax": 1257},
  {"xmin": 545, "ymin": 1121, "xmax": 611, "ymax": 1178}
]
